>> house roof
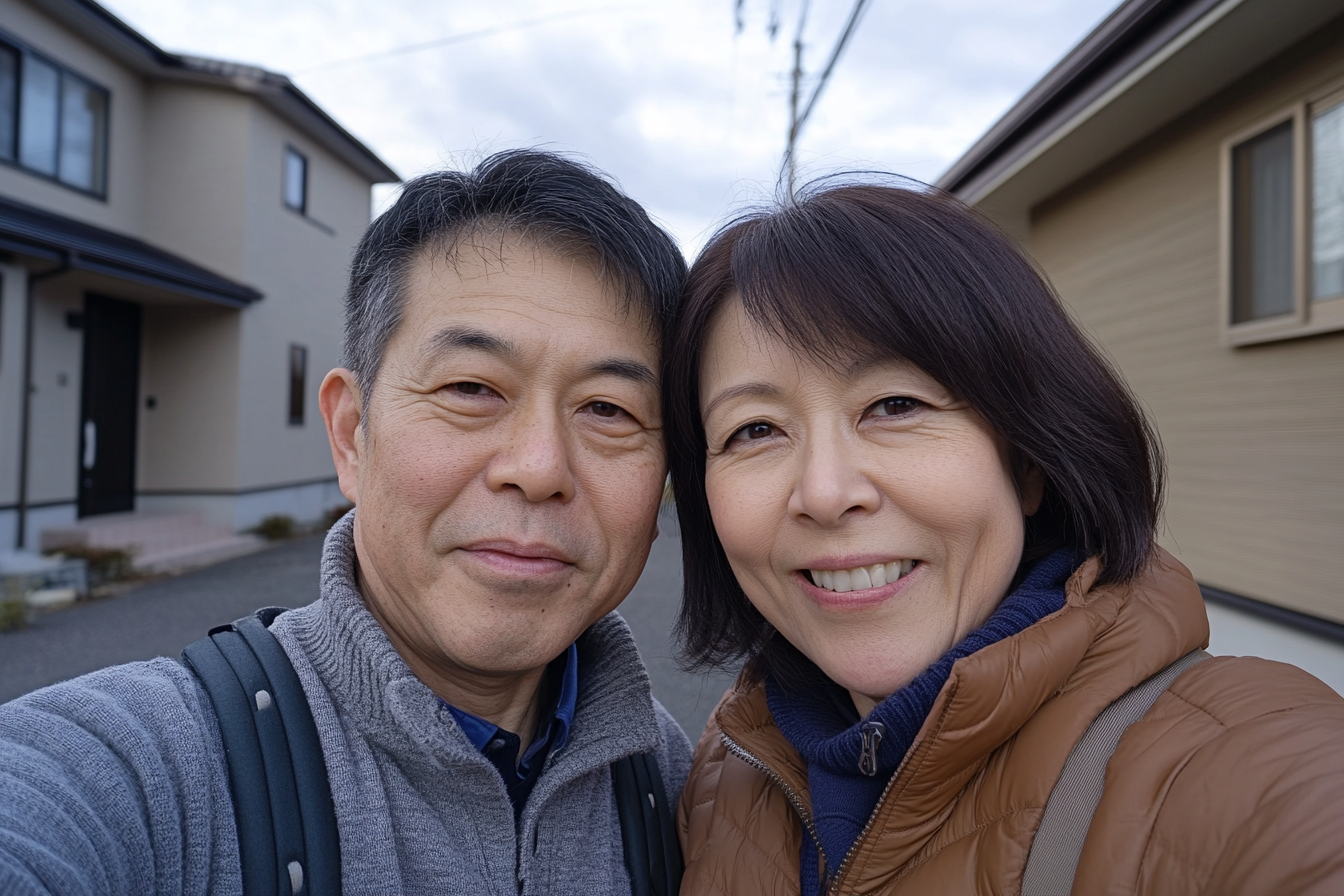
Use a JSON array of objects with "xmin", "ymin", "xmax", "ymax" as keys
[
  {"xmin": 37, "ymin": 0, "xmax": 399, "ymax": 185},
  {"xmin": 937, "ymin": 0, "xmax": 1344, "ymax": 229},
  {"xmin": 0, "ymin": 193, "xmax": 263, "ymax": 307}
]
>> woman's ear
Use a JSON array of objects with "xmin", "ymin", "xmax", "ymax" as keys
[{"xmin": 1021, "ymin": 465, "xmax": 1045, "ymax": 517}]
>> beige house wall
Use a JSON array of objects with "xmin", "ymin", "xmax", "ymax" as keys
[
  {"xmin": 0, "ymin": 0, "xmax": 146, "ymax": 235},
  {"xmin": 1029, "ymin": 26, "xmax": 1344, "ymax": 623},
  {"xmin": 232, "ymin": 102, "xmax": 367, "ymax": 491}
]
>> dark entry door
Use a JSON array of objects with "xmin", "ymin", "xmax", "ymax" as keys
[{"xmin": 78, "ymin": 295, "xmax": 141, "ymax": 517}]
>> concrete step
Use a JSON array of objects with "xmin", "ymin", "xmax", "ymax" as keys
[{"xmin": 40, "ymin": 512, "xmax": 265, "ymax": 572}]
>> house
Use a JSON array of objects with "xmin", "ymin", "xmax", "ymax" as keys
[
  {"xmin": 940, "ymin": 0, "xmax": 1344, "ymax": 682},
  {"xmin": 0, "ymin": 0, "xmax": 397, "ymax": 556}
]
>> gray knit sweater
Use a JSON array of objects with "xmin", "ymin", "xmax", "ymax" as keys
[{"xmin": 0, "ymin": 514, "xmax": 692, "ymax": 895}]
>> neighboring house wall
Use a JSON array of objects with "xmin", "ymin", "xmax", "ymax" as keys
[{"xmin": 1028, "ymin": 20, "xmax": 1344, "ymax": 624}]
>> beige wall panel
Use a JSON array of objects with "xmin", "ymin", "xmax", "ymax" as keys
[
  {"xmin": 0, "ymin": 0, "xmax": 147, "ymax": 235},
  {"xmin": 232, "ymin": 102, "xmax": 370, "ymax": 491},
  {"xmin": 141, "ymin": 84, "xmax": 251, "ymax": 279},
  {"xmin": 137, "ymin": 304, "xmax": 241, "ymax": 491},
  {"xmin": 1030, "ymin": 33, "xmax": 1344, "ymax": 622}
]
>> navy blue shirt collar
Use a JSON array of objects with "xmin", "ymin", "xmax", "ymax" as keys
[{"xmin": 441, "ymin": 642, "xmax": 579, "ymax": 814}]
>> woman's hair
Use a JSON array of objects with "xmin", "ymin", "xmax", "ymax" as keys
[{"xmin": 664, "ymin": 179, "xmax": 1164, "ymax": 684}]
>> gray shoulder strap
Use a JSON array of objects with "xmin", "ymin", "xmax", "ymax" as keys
[{"xmin": 1021, "ymin": 648, "xmax": 1211, "ymax": 896}]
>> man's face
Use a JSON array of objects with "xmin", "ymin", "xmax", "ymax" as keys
[{"xmin": 324, "ymin": 235, "xmax": 665, "ymax": 691}]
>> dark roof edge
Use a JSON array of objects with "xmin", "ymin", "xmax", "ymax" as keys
[
  {"xmin": 45, "ymin": 0, "xmax": 398, "ymax": 184},
  {"xmin": 937, "ymin": 0, "xmax": 1219, "ymax": 195},
  {"xmin": 0, "ymin": 193, "xmax": 263, "ymax": 307}
]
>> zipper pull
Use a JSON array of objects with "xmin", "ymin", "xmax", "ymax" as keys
[{"xmin": 858, "ymin": 720, "xmax": 886, "ymax": 776}]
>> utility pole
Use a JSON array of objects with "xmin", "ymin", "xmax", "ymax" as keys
[{"xmin": 778, "ymin": 0, "xmax": 873, "ymax": 193}]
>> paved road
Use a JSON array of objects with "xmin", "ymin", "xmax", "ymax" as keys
[{"xmin": 0, "ymin": 509, "xmax": 737, "ymax": 739}]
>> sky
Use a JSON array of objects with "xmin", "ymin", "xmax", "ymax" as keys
[{"xmin": 99, "ymin": 0, "xmax": 1120, "ymax": 254}]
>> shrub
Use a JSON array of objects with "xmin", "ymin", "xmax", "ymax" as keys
[
  {"xmin": 324, "ymin": 503, "xmax": 354, "ymax": 528},
  {"xmin": 253, "ymin": 514, "xmax": 295, "ymax": 541},
  {"xmin": 50, "ymin": 545, "xmax": 136, "ymax": 586},
  {"xmin": 0, "ymin": 597, "xmax": 28, "ymax": 632}
]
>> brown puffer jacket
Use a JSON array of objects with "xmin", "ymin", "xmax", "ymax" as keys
[{"xmin": 677, "ymin": 550, "xmax": 1344, "ymax": 895}]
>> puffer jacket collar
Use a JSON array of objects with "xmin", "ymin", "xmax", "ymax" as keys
[{"xmin": 713, "ymin": 549, "xmax": 1210, "ymax": 890}]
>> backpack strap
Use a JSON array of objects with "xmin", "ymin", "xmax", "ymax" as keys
[
  {"xmin": 1021, "ymin": 648, "xmax": 1211, "ymax": 896},
  {"xmin": 181, "ymin": 608, "xmax": 340, "ymax": 896},
  {"xmin": 613, "ymin": 749, "xmax": 684, "ymax": 896}
]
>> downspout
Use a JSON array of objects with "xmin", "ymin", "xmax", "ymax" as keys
[{"xmin": 15, "ymin": 255, "xmax": 73, "ymax": 550}]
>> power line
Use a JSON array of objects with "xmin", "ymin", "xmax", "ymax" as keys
[{"xmin": 296, "ymin": 6, "xmax": 631, "ymax": 75}]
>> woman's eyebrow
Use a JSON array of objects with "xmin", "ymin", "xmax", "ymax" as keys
[{"xmin": 703, "ymin": 382, "xmax": 780, "ymax": 418}]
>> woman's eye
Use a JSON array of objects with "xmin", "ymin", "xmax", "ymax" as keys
[
  {"xmin": 729, "ymin": 422, "xmax": 777, "ymax": 444},
  {"xmin": 867, "ymin": 396, "xmax": 919, "ymax": 417}
]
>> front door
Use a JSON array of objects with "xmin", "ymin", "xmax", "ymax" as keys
[{"xmin": 78, "ymin": 295, "xmax": 141, "ymax": 517}]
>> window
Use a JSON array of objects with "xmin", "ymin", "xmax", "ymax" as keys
[
  {"xmin": 0, "ymin": 35, "xmax": 108, "ymax": 196},
  {"xmin": 1224, "ymin": 88, "xmax": 1344, "ymax": 344},
  {"xmin": 283, "ymin": 146, "xmax": 307, "ymax": 213},
  {"xmin": 288, "ymin": 344, "xmax": 307, "ymax": 426}
]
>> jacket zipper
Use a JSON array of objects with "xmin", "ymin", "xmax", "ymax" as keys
[{"xmin": 721, "ymin": 732, "xmax": 831, "ymax": 887}]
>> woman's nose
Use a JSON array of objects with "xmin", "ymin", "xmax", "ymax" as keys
[
  {"xmin": 484, "ymin": 411, "xmax": 576, "ymax": 502},
  {"xmin": 786, "ymin": 435, "xmax": 881, "ymax": 526}
]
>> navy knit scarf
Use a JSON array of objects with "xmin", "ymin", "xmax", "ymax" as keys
[{"xmin": 767, "ymin": 548, "xmax": 1078, "ymax": 895}]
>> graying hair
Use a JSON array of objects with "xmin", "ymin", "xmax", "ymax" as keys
[{"xmin": 343, "ymin": 150, "xmax": 687, "ymax": 408}]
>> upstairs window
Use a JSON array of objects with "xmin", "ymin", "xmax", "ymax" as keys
[
  {"xmin": 283, "ymin": 146, "xmax": 307, "ymax": 213},
  {"xmin": 1224, "ymin": 87, "xmax": 1344, "ymax": 343},
  {"xmin": 0, "ymin": 35, "xmax": 108, "ymax": 197}
]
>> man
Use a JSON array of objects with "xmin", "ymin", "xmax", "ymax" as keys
[{"xmin": 0, "ymin": 150, "xmax": 692, "ymax": 895}]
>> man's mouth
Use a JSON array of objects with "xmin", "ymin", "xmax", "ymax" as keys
[{"xmin": 806, "ymin": 559, "xmax": 918, "ymax": 593}]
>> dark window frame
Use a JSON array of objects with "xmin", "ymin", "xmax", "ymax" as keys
[
  {"xmin": 287, "ymin": 343, "xmax": 307, "ymax": 426},
  {"xmin": 283, "ymin": 145, "xmax": 308, "ymax": 215},
  {"xmin": 0, "ymin": 28, "xmax": 110, "ymax": 200}
]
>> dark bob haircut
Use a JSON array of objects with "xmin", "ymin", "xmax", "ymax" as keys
[
  {"xmin": 664, "ymin": 180, "xmax": 1164, "ymax": 685},
  {"xmin": 344, "ymin": 149, "xmax": 687, "ymax": 405}
]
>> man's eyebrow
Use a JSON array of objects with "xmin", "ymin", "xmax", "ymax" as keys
[
  {"xmin": 586, "ymin": 359, "xmax": 657, "ymax": 389},
  {"xmin": 703, "ymin": 382, "xmax": 780, "ymax": 418},
  {"xmin": 425, "ymin": 327, "xmax": 519, "ymax": 360}
]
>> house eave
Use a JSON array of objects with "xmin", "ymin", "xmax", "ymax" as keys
[
  {"xmin": 0, "ymin": 194, "xmax": 263, "ymax": 308},
  {"xmin": 938, "ymin": 0, "xmax": 1344, "ymax": 228},
  {"xmin": 33, "ymin": 0, "xmax": 399, "ymax": 185}
]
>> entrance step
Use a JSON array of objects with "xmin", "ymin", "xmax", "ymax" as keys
[{"xmin": 40, "ymin": 512, "xmax": 266, "ymax": 573}]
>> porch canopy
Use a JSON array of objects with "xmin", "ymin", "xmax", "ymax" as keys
[{"xmin": 0, "ymin": 194, "xmax": 262, "ymax": 307}]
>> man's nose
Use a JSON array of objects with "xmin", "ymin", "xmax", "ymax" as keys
[
  {"xmin": 485, "ymin": 409, "xmax": 576, "ymax": 502},
  {"xmin": 786, "ymin": 429, "xmax": 881, "ymax": 526}
]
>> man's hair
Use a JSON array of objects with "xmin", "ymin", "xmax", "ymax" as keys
[
  {"xmin": 663, "ymin": 179, "xmax": 1164, "ymax": 687},
  {"xmin": 344, "ymin": 149, "xmax": 687, "ymax": 404}
]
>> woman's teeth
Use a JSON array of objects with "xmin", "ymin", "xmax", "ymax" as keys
[{"xmin": 809, "ymin": 560, "xmax": 917, "ymax": 593}]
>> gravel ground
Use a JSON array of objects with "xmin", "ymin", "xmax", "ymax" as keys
[{"xmin": 0, "ymin": 511, "xmax": 738, "ymax": 739}]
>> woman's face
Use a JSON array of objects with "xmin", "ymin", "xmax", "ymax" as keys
[{"xmin": 700, "ymin": 298, "xmax": 1041, "ymax": 713}]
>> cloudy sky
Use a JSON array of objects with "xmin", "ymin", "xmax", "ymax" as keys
[{"xmin": 100, "ymin": 0, "xmax": 1118, "ymax": 253}]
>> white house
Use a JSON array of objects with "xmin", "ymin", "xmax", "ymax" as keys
[{"xmin": 0, "ymin": 0, "xmax": 397, "ymax": 556}]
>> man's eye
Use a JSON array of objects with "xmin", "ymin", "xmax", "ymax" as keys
[
  {"xmin": 449, "ymin": 382, "xmax": 494, "ymax": 397},
  {"xmin": 729, "ymin": 422, "xmax": 776, "ymax": 444},
  {"xmin": 867, "ymin": 397, "xmax": 919, "ymax": 417},
  {"xmin": 590, "ymin": 401, "xmax": 625, "ymax": 419}
]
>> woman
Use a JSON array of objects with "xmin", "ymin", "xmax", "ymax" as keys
[{"xmin": 664, "ymin": 181, "xmax": 1344, "ymax": 895}]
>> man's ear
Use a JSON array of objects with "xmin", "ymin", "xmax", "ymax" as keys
[
  {"xmin": 1021, "ymin": 464, "xmax": 1045, "ymax": 517},
  {"xmin": 320, "ymin": 368, "xmax": 364, "ymax": 505}
]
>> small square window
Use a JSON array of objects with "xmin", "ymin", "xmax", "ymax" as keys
[
  {"xmin": 288, "ymin": 344, "xmax": 307, "ymax": 426},
  {"xmin": 284, "ymin": 146, "xmax": 307, "ymax": 213}
]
